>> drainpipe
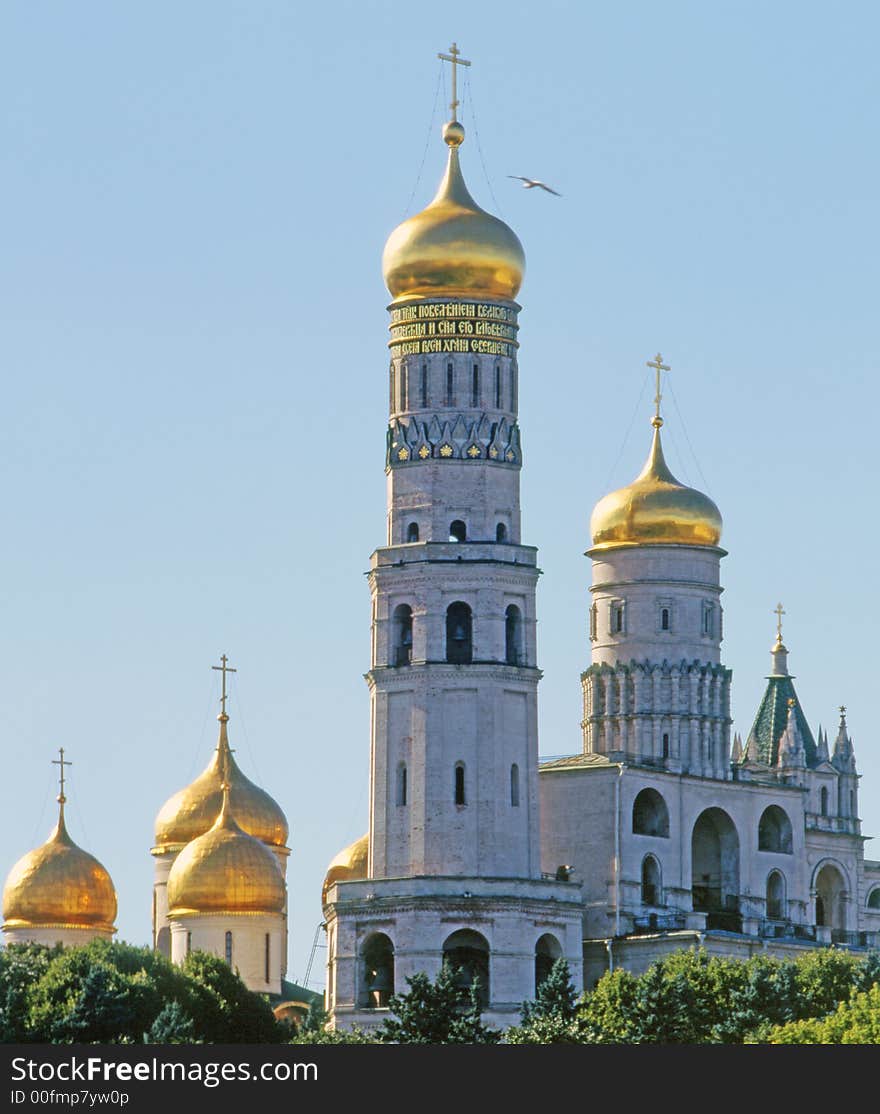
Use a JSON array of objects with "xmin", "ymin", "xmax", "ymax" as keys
[
  {"xmin": 614, "ymin": 764, "xmax": 624, "ymax": 937},
  {"xmin": 606, "ymin": 937, "xmax": 614, "ymax": 973}
]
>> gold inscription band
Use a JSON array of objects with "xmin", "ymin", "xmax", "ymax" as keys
[{"xmin": 389, "ymin": 299, "xmax": 519, "ymax": 357}]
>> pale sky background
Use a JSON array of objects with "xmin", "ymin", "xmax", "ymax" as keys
[{"xmin": 2, "ymin": 1, "xmax": 878, "ymax": 990}]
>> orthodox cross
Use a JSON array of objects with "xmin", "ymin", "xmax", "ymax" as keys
[
  {"xmin": 438, "ymin": 42, "xmax": 471, "ymax": 121},
  {"xmin": 646, "ymin": 353, "xmax": 670, "ymax": 423},
  {"xmin": 774, "ymin": 602, "xmax": 785, "ymax": 643},
  {"xmin": 212, "ymin": 654, "xmax": 237, "ymax": 718},
  {"xmin": 52, "ymin": 746, "xmax": 71, "ymax": 803}
]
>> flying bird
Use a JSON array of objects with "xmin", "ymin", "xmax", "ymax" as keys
[{"xmin": 507, "ymin": 175, "xmax": 561, "ymax": 196}]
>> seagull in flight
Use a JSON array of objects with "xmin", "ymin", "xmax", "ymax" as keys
[{"xmin": 507, "ymin": 175, "xmax": 561, "ymax": 196}]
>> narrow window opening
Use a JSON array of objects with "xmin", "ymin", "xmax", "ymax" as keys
[
  {"xmin": 505, "ymin": 604, "xmax": 523, "ymax": 666},
  {"xmin": 472, "ymin": 364, "xmax": 480, "ymax": 407},
  {"xmin": 225, "ymin": 931, "xmax": 233, "ymax": 966},
  {"xmin": 265, "ymin": 933, "xmax": 270, "ymax": 984},
  {"xmin": 820, "ymin": 786, "xmax": 829, "ymax": 816},
  {"xmin": 454, "ymin": 763, "xmax": 466, "ymax": 805},
  {"xmin": 446, "ymin": 602, "xmax": 473, "ymax": 664},
  {"xmin": 446, "ymin": 362, "xmax": 454, "ymax": 406},
  {"xmin": 510, "ymin": 763, "xmax": 520, "ymax": 806},
  {"xmin": 850, "ymin": 790, "xmax": 855, "ymax": 815},
  {"xmin": 613, "ymin": 605, "xmax": 624, "ymax": 634},
  {"xmin": 399, "ymin": 362, "xmax": 408, "ymax": 412},
  {"xmin": 406, "ymin": 522, "xmax": 419, "ymax": 543},
  {"xmin": 661, "ymin": 608, "xmax": 669, "ymax": 631},
  {"xmin": 449, "ymin": 519, "xmax": 466, "ymax": 542},
  {"xmin": 494, "ymin": 365, "xmax": 501, "ymax": 408},
  {"xmin": 496, "ymin": 522, "xmax": 507, "ymax": 543},
  {"xmin": 420, "ymin": 363, "xmax": 428, "ymax": 408},
  {"xmin": 397, "ymin": 763, "xmax": 407, "ymax": 806},
  {"xmin": 662, "ymin": 732, "xmax": 670, "ymax": 759},
  {"xmin": 392, "ymin": 604, "xmax": 413, "ymax": 666}
]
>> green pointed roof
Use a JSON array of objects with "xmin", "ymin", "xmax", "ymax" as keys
[{"xmin": 747, "ymin": 640, "xmax": 816, "ymax": 766}]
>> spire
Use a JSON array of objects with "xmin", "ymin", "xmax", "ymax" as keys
[
  {"xmin": 777, "ymin": 698, "xmax": 806, "ymax": 769},
  {"xmin": 212, "ymin": 654, "xmax": 237, "ymax": 781},
  {"xmin": 832, "ymin": 705, "xmax": 856, "ymax": 773},
  {"xmin": 50, "ymin": 747, "xmax": 73, "ymax": 840},
  {"xmin": 731, "ymin": 731, "xmax": 743, "ymax": 763},
  {"xmin": 770, "ymin": 602, "xmax": 789, "ymax": 676},
  {"xmin": 815, "ymin": 725, "xmax": 830, "ymax": 763},
  {"xmin": 745, "ymin": 731, "xmax": 759, "ymax": 763}
]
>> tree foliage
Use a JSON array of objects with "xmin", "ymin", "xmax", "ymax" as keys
[
  {"xmin": 1, "ymin": 939, "xmax": 286, "ymax": 1044},
  {"xmin": 765, "ymin": 983, "xmax": 880, "ymax": 1044},
  {"xmin": 377, "ymin": 961, "xmax": 500, "ymax": 1044}
]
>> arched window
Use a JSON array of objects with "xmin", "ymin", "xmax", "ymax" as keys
[
  {"xmin": 494, "ymin": 365, "xmax": 502, "ymax": 408},
  {"xmin": 454, "ymin": 762, "xmax": 466, "ymax": 805},
  {"xmin": 758, "ymin": 806, "xmax": 793, "ymax": 853},
  {"xmin": 225, "ymin": 931, "xmax": 233, "ymax": 966},
  {"xmin": 820, "ymin": 786, "xmax": 829, "ymax": 816},
  {"xmin": 420, "ymin": 363, "xmax": 428, "ymax": 408},
  {"xmin": 449, "ymin": 519, "xmax": 466, "ymax": 542},
  {"xmin": 392, "ymin": 603, "xmax": 413, "ymax": 666},
  {"xmin": 691, "ymin": 807, "xmax": 741, "ymax": 919},
  {"xmin": 361, "ymin": 933, "xmax": 394, "ymax": 1009},
  {"xmin": 766, "ymin": 870, "xmax": 786, "ymax": 920},
  {"xmin": 446, "ymin": 362, "xmax": 454, "ymax": 405},
  {"xmin": 443, "ymin": 930, "xmax": 489, "ymax": 1007},
  {"xmin": 397, "ymin": 763, "xmax": 407, "ymax": 807},
  {"xmin": 406, "ymin": 522, "xmax": 419, "ymax": 543},
  {"xmin": 472, "ymin": 364, "xmax": 480, "ymax": 407},
  {"xmin": 496, "ymin": 522, "xmax": 508, "ymax": 543},
  {"xmin": 867, "ymin": 887, "xmax": 880, "ymax": 910},
  {"xmin": 505, "ymin": 604, "xmax": 523, "ymax": 665},
  {"xmin": 814, "ymin": 863, "xmax": 848, "ymax": 932},
  {"xmin": 850, "ymin": 790, "xmax": 855, "ymax": 816},
  {"xmin": 632, "ymin": 788, "xmax": 670, "ymax": 837},
  {"xmin": 641, "ymin": 855, "xmax": 662, "ymax": 906},
  {"xmin": 399, "ymin": 362, "xmax": 408, "ymax": 411},
  {"xmin": 510, "ymin": 763, "xmax": 520, "ymax": 806},
  {"xmin": 446, "ymin": 602, "xmax": 473, "ymax": 663},
  {"xmin": 535, "ymin": 933, "xmax": 562, "ymax": 994},
  {"xmin": 661, "ymin": 608, "xmax": 670, "ymax": 631},
  {"xmin": 662, "ymin": 733, "xmax": 670, "ymax": 759}
]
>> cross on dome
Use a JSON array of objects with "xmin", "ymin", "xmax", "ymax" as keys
[
  {"xmin": 52, "ymin": 746, "xmax": 72, "ymax": 805},
  {"xmin": 646, "ymin": 353, "xmax": 670, "ymax": 428},
  {"xmin": 437, "ymin": 42, "xmax": 471, "ymax": 122},
  {"xmin": 212, "ymin": 654, "xmax": 237, "ymax": 719}
]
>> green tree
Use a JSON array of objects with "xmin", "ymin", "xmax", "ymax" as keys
[
  {"xmin": 377, "ymin": 962, "xmax": 500, "ymax": 1044},
  {"xmin": 0, "ymin": 943, "xmax": 59, "ymax": 1041},
  {"xmin": 145, "ymin": 1001, "xmax": 197, "ymax": 1044},
  {"xmin": 506, "ymin": 959, "xmax": 592, "ymax": 1044},
  {"xmin": 766, "ymin": 983, "xmax": 880, "ymax": 1044}
]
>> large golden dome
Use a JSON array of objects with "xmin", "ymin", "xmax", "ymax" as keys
[
  {"xmin": 154, "ymin": 714, "xmax": 288, "ymax": 853},
  {"xmin": 321, "ymin": 832, "xmax": 368, "ymax": 906},
  {"xmin": 2, "ymin": 805, "xmax": 117, "ymax": 932},
  {"xmin": 382, "ymin": 121, "xmax": 524, "ymax": 303},
  {"xmin": 590, "ymin": 418, "xmax": 723, "ymax": 550},
  {"xmin": 167, "ymin": 790, "xmax": 285, "ymax": 917}
]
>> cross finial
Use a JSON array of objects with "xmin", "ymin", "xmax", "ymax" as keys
[
  {"xmin": 646, "ymin": 353, "xmax": 670, "ymax": 428},
  {"xmin": 52, "ymin": 746, "xmax": 72, "ymax": 805},
  {"xmin": 438, "ymin": 42, "xmax": 471, "ymax": 122},
  {"xmin": 212, "ymin": 654, "xmax": 237, "ymax": 719},
  {"xmin": 839, "ymin": 705, "xmax": 847, "ymax": 717},
  {"xmin": 774, "ymin": 602, "xmax": 785, "ymax": 643}
]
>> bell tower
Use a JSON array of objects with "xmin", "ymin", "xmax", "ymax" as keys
[{"xmin": 322, "ymin": 44, "xmax": 584, "ymax": 1030}]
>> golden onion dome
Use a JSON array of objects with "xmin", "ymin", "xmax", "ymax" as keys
[
  {"xmin": 590, "ymin": 418, "xmax": 723, "ymax": 550},
  {"xmin": 2, "ymin": 803, "xmax": 117, "ymax": 932},
  {"xmin": 167, "ymin": 788, "xmax": 285, "ymax": 917},
  {"xmin": 154, "ymin": 714, "xmax": 288, "ymax": 853},
  {"xmin": 382, "ymin": 120, "xmax": 524, "ymax": 303},
  {"xmin": 321, "ymin": 832, "xmax": 368, "ymax": 906}
]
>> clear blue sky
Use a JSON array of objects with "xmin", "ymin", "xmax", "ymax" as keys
[{"xmin": 2, "ymin": 1, "xmax": 878, "ymax": 989}]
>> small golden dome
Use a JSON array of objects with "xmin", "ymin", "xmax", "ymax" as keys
[
  {"xmin": 2, "ymin": 805, "xmax": 117, "ymax": 932},
  {"xmin": 154, "ymin": 715, "xmax": 288, "ymax": 853},
  {"xmin": 590, "ymin": 420, "xmax": 723, "ymax": 550},
  {"xmin": 382, "ymin": 122, "xmax": 524, "ymax": 303},
  {"xmin": 321, "ymin": 832, "xmax": 368, "ymax": 906},
  {"xmin": 167, "ymin": 789, "xmax": 284, "ymax": 917}
]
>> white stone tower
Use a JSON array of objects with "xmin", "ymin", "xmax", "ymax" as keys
[
  {"xmin": 582, "ymin": 357, "xmax": 732, "ymax": 778},
  {"xmin": 322, "ymin": 44, "xmax": 583, "ymax": 1030}
]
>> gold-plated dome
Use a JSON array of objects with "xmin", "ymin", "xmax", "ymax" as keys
[
  {"xmin": 2, "ymin": 804, "xmax": 117, "ymax": 932},
  {"xmin": 154, "ymin": 714, "xmax": 288, "ymax": 853},
  {"xmin": 382, "ymin": 122, "xmax": 524, "ymax": 303},
  {"xmin": 167, "ymin": 788, "xmax": 285, "ymax": 917},
  {"xmin": 590, "ymin": 419, "xmax": 723, "ymax": 550},
  {"xmin": 321, "ymin": 832, "xmax": 368, "ymax": 906}
]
